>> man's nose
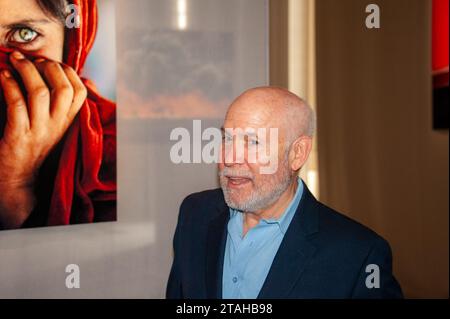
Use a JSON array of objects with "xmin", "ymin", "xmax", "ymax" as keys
[{"xmin": 223, "ymin": 140, "xmax": 246, "ymax": 167}]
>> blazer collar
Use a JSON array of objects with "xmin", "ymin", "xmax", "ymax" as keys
[
  {"xmin": 258, "ymin": 184, "xmax": 319, "ymax": 298},
  {"xmin": 205, "ymin": 182, "xmax": 319, "ymax": 299},
  {"xmin": 205, "ymin": 195, "xmax": 229, "ymax": 298}
]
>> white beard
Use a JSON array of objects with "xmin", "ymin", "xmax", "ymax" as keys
[{"xmin": 219, "ymin": 155, "xmax": 294, "ymax": 212}]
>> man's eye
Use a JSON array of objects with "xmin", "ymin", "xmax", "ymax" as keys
[{"xmin": 9, "ymin": 28, "xmax": 39, "ymax": 44}]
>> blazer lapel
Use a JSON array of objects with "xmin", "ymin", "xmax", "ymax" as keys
[
  {"xmin": 258, "ymin": 185, "xmax": 319, "ymax": 299},
  {"xmin": 205, "ymin": 200, "xmax": 229, "ymax": 299}
]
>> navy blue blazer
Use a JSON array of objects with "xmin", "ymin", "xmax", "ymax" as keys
[{"xmin": 166, "ymin": 184, "xmax": 403, "ymax": 299}]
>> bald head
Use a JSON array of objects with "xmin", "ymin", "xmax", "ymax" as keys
[{"xmin": 226, "ymin": 86, "xmax": 315, "ymax": 146}]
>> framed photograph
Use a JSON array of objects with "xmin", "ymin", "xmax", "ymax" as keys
[
  {"xmin": 432, "ymin": 0, "xmax": 449, "ymax": 129},
  {"xmin": 0, "ymin": 0, "xmax": 117, "ymax": 231}
]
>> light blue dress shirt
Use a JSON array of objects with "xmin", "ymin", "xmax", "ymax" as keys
[{"xmin": 222, "ymin": 178, "xmax": 304, "ymax": 299}]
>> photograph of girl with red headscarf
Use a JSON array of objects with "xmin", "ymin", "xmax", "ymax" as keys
[{"xmin": 0, "ymin": 0, "xmax": 116, "ymax": 230}]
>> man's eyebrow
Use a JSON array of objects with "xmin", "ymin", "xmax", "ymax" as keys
[
  {"xmin": 220, "ymin": 127, "xmax": 259, "ymax": 137},
  {"xmin": 1, "ymin": 19, "xmax": 51, "ymax": 29}
]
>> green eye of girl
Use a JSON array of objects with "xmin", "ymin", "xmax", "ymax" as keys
[{"xmin": 11, "ymin": 27, "xmax": 38, "ymax": 43}]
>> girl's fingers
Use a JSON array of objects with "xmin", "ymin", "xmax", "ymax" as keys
[
  {"xmin": 61, "ymin": 65, "xmax": 87, "ymax": 121},
  {"xmin": 34, "ymin": 59, "xmax": 74, "ymax": 119},
  {"xmin": 5, "ymin": 52, "xmax": 86, "ymax": 140},
  {"xmin": 9, "ymin": 51, "xmax": 50, "ymax": 128},
  {"xmin": 0, "ymin": 70, "xmax": 30, "ymax": 134}
]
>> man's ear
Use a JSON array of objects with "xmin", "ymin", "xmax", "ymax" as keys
[{"xmin": 289, "ymin": 136, "xmax": 313, "ymax": 171}]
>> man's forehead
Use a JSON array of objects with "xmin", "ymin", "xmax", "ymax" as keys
[
  {"xmin": 225, "ymin": 99, "xmax": 280, "ymax": 126},
  {"xmin": 221, "ymin": 126, "xmax": 279, "ymax": 136},
  {"xmin": 222, "ymin": 112, "xmax": 284, "ymax": 140}
]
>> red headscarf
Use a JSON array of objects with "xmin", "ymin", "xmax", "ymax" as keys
[
  {"xmin": 50, "ymin": 0, "xmax": 116, "ymax": 225},
  {"xmin": 0, "ymin": 0, "xmax": 116, "ymax": 226}
]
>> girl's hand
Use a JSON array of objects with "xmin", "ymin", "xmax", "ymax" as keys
[{"xmin": 0, "ymin": 51, "xmax": 87, "ymax": 229}]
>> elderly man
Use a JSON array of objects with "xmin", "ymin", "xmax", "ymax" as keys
[{"xmin": 166, "ymin": 87, "xmax": 403, "ymax": 299}]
